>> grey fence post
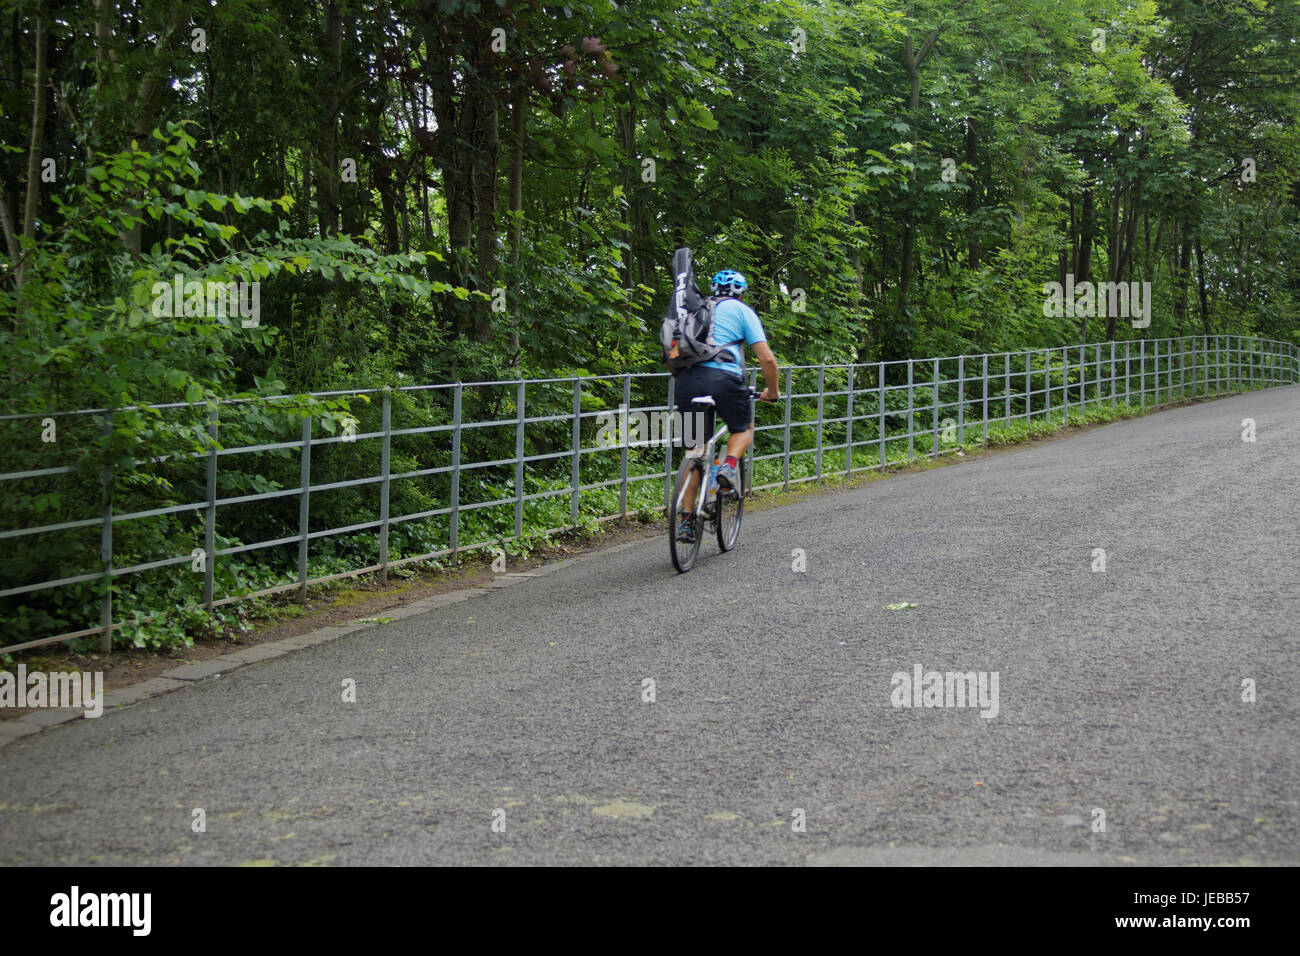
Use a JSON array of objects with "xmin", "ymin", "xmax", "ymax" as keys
[
  {"xmin": 907, "ymin": 359, "xmax": 915, "ymax": 462},
  {"xmin": 815, "ymin": 365, "xmax": 825, "ymax": 481},
  {"xmin": 1192, "ymin": 336, "xmax": 1198, "ymax": 396},
  {"xmin": 100, "ymin": 413, "xmax": 114, "ymax": 654},
  {"xmin": 1110, "ymin": 341, "xmax": 1116, "ymax": 407},
  {"xmin": 957, "ymin": 355, "xmax": 965, "ymax": 446},
  {"xmin": 1203, "ymin": 336, "xmax": 1207, "ymax": 393},
  {"xmin": 1206, "ymin": 335, "xmax": 1212, "ymax": 395},
  {"xmin": 1022, "ymin": 352, "xmax": 1030, "ymax": 421},
  {"xmin": 515, "ymin": 381, "xmax": 526, "ymax": 537},
  {"xmin": 878, "ymin": 362, "xmax": 886, "ymax": 470},
  {"xmin": 1124, "ymin": 341, "xmax": 1132, "ymax": 406},
  {"xmin": 1202, "ymin": 335, "xmax": 1208, "ymax": 396},
  {"xmin": 845, "ymin": 364, "xmax": 854, "ymax": 476},
  {"xmin": 664, "ymin": 375, "xmax": 675, "ymax": 510},
  {"xmin": 1140, "ymin": 339, "xmax": 1147, "ymax": 406},
  {"xmin": 620, "ymin": 374, "xmax": 631, "ymax": 518},
  {"xmin": 1154, "ymin": 338, "xmax": 1160, "ymax": 405},
  {"xmin": 451, "ymin": 384, "xmax": 462, "ymax": 564},
  {"xmin": 204, "ymin": 402, "xmax": 218, "ymax": 613},
  {"xmin": 569, "ymin": 379, "xmax": 581, "ymax": 525},
  {"xmin": 1061, "ymin": 348, "xmax": 1068, "ymax": 420},
  {"xmin": 981, "ymin": 354, "xmax": 989, "ymax": 446},
  {"xmin": 1016, "ymin": 352, "xmax": 1024, "ymax": 421},
  {"xmin": 1180, "ymin": 337, "xmax": 1186, "ymax": 399},
  {"xmin": 1004, "ymin": 353, "xmax": 1011, "ymax": 424},
  {"xmin": 379, "ymin": 389, "xmax": 392, "ymax": 585},
  {"xmin": 1092, "ymin": 344, "xmax": 1099, "ymax": 411},
  {"xmin": 1045, "ymin": 349, "xmax": 1052, "ymax": 424},
  {"xmin": 1081, "ymin": 344, "xmax": 1087, "ymax": 414},
  {"xmin": 782, "ymin": 366, "xmax": 792, "ymax": 491},
  {"xmin": 298, "ymin": 416, "xmax": 311, "ymax": 603},
  {"xmin": 931, "ymin": 357, "xmax": 939, "ymax": 459}
]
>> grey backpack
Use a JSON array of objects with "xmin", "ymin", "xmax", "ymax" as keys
[{"xmin": 659, "ymin": 247, "xmax": 731, "ymax": 372}]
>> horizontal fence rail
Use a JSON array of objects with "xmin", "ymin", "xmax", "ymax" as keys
[{"xmin": 1, "ymin": 335, "xmax": 1296, "ymax": 654}]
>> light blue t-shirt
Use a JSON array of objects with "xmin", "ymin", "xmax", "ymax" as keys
[{"xmin": 700, "ymin": 298, "xmax": 766, "ymax": 376}]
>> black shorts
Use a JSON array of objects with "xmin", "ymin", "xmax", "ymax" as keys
[{"xmin": 674, "ymin": 365, "xmax": 752, "ymax": 448}]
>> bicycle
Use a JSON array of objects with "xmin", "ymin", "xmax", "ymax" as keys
[{"xmin": 668, "ymin": 386, "xmax": 759, "ymax": 573}]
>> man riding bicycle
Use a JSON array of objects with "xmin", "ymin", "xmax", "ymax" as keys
[{"xmin": 672, "ymin": 268, "xmax": 780, "ymax": 542}]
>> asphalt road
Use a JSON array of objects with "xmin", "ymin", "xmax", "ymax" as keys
[{"xmin": 3, "ymin": 387, "xmax": 1297, "ymax": 866}]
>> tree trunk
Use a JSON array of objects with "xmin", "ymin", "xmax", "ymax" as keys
[
  {"xmin": 506, "ymin": 83, "xmax": 526, "ymax": 363},
  {"xmin": 617, "ymin": 101, "xmax": 635, "ymax": 288},
  {"xmin": 378, "ymin": 166, "xmax": 400, "ymax": 254},
  {"xmin": 965, "ymin": 115, "xmax": 979, "ymax": 270},
  {"xmin": 1076, "ymin": 185, "xmax": 1095, "ymax": 340},
  {"xmin": 443, "ymin": 92, "xmax": 476, "ymax": 338},
  {"xmin": 508, "ymin": 85, "xmax": 525, "ymax": 262},
  {"xmin": 125, "ymin": 14, "xmax": 185, "ymax": 255},
  {"xmin": 1194, "ymin": 236, "xmax": 1210, "ymax": 335},
  {"xmin": 472, "ymin": 85, "xmax": 499, "ymax": 342},
  {"xmin": 1174, "ymin": 227, "xmax": 1191, "ymax": 335},
  {"xmin": 317, "ymin": 0, "xmax": 342, "ymax": 238},
  {"xmin": 897, "ymin": 29, "xmax": 938, "ymax": 319},
  {"xmin": 16, "ymin": 8, "xmax": 47, "ymax": 295}
]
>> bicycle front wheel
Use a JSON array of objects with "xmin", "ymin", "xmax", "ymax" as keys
[
  {"xmin": 669, "ymin": 455, "xmax": 705, "ymax": 573},
  {"xmin": 715, "ymin": 454, "xmax": 745, "ymax": 552}
]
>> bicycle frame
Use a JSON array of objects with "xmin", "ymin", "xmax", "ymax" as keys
[{"xmin": 676, "ymin": 404, "xmax": 730, "ymax": 517}]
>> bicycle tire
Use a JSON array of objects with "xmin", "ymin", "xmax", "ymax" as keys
[
  {"xmin": 669, "ymin": 455, "xmax": 705, "ymax": 573},
  {"xmin": 715, "ymin": 454, "xmax": 745, "ymax": 552}
]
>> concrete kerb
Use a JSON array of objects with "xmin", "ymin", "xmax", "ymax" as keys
[{"xmin": 0, "ymin": 541, "xmax": 636, "ymax": 748}]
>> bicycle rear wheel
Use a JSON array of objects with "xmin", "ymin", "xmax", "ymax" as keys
[
  {"xmin": 669, "ymin": 455, "xmax": 705, "ymax": 573},
  {"xmin": 715, "ymin": 454, "xmax": 745, "ymax": 552}
]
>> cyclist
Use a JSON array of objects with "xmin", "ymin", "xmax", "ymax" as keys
[{"xmin": 673, "ymin": 268, "xmax": 780, "ymax": 542}]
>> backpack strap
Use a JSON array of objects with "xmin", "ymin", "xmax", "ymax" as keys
[{"xmin": 703, "ymin": 296, "xmax": 745, "ymax": 365}]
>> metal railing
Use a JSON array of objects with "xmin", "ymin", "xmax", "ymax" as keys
[{"xmin": 1, "ymin": 334, "xmax": 1295, "ymax": 654}]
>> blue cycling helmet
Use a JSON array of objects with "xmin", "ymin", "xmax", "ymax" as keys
[{"xmin": 711, "ymin": 269, "xmax": 748, "ymax": 297}]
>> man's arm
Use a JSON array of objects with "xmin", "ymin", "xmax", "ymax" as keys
[{"xmin": 752, "ymin": 341, "xmax": 780, "ymax": 402}]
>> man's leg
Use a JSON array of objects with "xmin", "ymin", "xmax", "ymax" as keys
[
  {"xmin": 681, "ymin": 449, "xmax": 703, "ymax": 504},
  {"xmin": 725, "ymin": 427, "xmax": 753, "ymax": 461}
]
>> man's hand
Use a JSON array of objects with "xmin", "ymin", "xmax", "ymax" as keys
[{"xmin": 758, "ymin": 387, "xmax": 779, "ymax": 402}]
